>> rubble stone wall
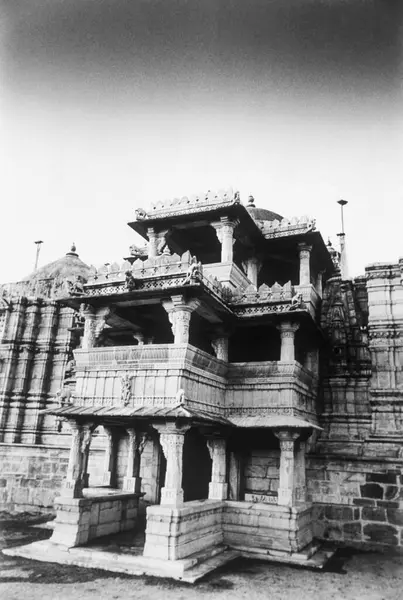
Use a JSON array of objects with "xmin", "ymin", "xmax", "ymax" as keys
[{"xmin": 307, "ymin": 457, "xmax": 403, "ymax": 547}]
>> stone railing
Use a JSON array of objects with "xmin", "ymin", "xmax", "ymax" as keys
[
  {"xmin": 72, "ymin": 343, "xmax": 227, "ymax": 411},
  {"xmin": 231, "ymin": 283, "xmax": 321, "ymax": 319},
  {"xmin": 0, "ymin": 277, "xmax": 84, "ymax": 301},
  {"xmin": 134, "ymin": 187, "xmax": 240, "ymax": 220},
  {"xmin": 259, "ymin": 216, "xmax": 316, "ymax": 239},
  {"xmin": 227, "ymin": 360, "xmax": 314, "ymax": 387},
  {"xmin": 85, "ymin": 251, "xmax": 194, "ymax": 285},
  {"xmin": 225, "ymin": 361, "xmax": 317, "ymax": 420},
  {"xmin": 230, "ymin": 281, "xmax": 294, "ymax": 305}
]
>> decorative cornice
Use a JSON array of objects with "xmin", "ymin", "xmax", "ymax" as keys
[{"xmin": 133, "ymin": 188, "xmax": 240, "ymax": 221}]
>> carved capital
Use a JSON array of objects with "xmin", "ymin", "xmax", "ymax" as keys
[{"xmin": 276, "ymin": 321, "xmax": 300, "ymax": 337}]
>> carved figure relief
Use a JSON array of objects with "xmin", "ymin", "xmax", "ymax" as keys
[{"xmin": 120, "ymin": 373, "xmax": 133, "ymax": 406}]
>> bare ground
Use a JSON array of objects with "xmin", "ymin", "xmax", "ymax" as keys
[{"xmin": 1, "ymin": 512, "xmax": 402, "ymax": 600}]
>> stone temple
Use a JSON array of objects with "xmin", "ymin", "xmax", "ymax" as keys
[{"xmin": 1, "ymin": 189, "xmax": 402, "ymax": 580}]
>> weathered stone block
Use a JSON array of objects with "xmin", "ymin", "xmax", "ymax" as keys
[
  {"xmin": 367, "ymin": 472, "xmax": 397, "ymax": 485},
  {"xmin": 377, "ymin": 500, "xmax": 399, "ymax": 509},
  {"xmin": 362, "ymin": 507, "xmax": 386, "ymax": 522},
  {"xmin": 324, "ymin": 505, "xmax": 358, "ymax": 521},
  {"xmin": 386, "ymin": 509, "xmax": 403, "ymax": 526},
  {"xmin": 343, "ymin": 522, "xmax": 362, "ymax": 538},
  {"xmin": 353, "ymin": 498, "xmax": 375, "ymax": 507},
  {"xmin": 363, "ymin": 523, "xmax": 398, "ymax": 545},
  {"xmin": 324, "ymin": 524, "xmax": 343, "ymax": 541},
  {"xmin": 385, "ymin": 486, "xmax": 400, "ymax": 501},
  {"xmin": 360, "ymin": 484, "xmax": 383, "ymax": 499}
]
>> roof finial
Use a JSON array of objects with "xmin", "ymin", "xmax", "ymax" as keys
[
  {"xmin": 247, "ymin": 195, "xmax": 255, "ymax": 207},
  {"xmin": 66, "ymin": 242, "xmax": 78, "ymax": 257}
]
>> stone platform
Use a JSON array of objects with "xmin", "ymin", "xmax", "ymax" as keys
[{"xmin": 3, "ymin": 532, "xmax": 335, "ymax": 583}]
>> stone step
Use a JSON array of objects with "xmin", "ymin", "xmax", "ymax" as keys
[
  {"xmin": 181, "ymin": 543, "xmax": 229, "ymax": 570},
  {"xmin": 179, "ymin": 549, "xmax": 240, "ymax": 583},
  {"xmin": 231, "ymin": 541, "xmax": 336, "ymax": 569}
]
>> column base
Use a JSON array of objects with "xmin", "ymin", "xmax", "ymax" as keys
[
  {"xmin": 102, "ymin": 472, "xmax": 112, "ymax": 486},
  {"xmin": 277, "ymin": 488, "xmax": 293, "ymax": 507},
  {"xmin": 123, "ymin": 476, "xmax": 142, "ymax": 493},
  {"xmin": 160, "ymin": 487, "xmax": 184, "ymax": 506},
  {"xmin": 295, "ymin": 486, "xmax": 307, "ymax": 503},
  {"xmin": 63, "ymin": 479, "xmax": 84, "ymax": 499},
  {"xmin": 209, "ymin": 482, "xmax": 228, "ymax": 500}
]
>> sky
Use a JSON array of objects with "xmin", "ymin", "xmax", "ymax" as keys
[{"xmin": 0, "ymin": 0, "xmax": 402, "ymax": 282}]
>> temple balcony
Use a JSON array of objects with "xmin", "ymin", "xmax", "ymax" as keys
[
  {"xmin": 229, "ymin": 282, "xmax": 321, "ymax": 321},
  {"xmin": 57, "ymin": 343, "xmax": 319, "ymax": 427},
  {"xmin": 78, "ymin": 252, "xmax": 320, "ymax": 322}
]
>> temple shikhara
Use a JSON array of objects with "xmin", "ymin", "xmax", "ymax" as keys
[{"xmin": 1, "ymin": 189, "xmax": 402, "ymax": 580}]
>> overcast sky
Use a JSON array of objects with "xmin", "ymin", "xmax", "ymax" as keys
[{"xmin": 1, "ymin": 0, "xmax": 402, "ymax": 282}]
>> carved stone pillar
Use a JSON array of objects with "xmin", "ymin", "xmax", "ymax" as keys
[
  {"xmin": 294, "ymin": 439, "xmax": 307, "ymax": 503},
  {"xmin": 123, "ymin": 428, "xmax": 148, "ymax": 493},
  {"xmin": 228, "ymin": 451, "xmax": 243, "ymax": 500},
  {"xmin": 211, "ymin": 217, "xmax": 238, "ymax": 263},
  {"xmin": 305, "ymin": 348, "xmax": 319, "ymax": 377},
  {"xmin": 277, "ymin": 321, "xmax": 300, "ymax": 361},
  {"xmin": 102, "ymin": 426, "xmax": 117, "ymax": 487},
  {"xmin": 154, "ymin": 423, "xmax": 190, "ymax": 506},
  {"xmin": 298, "ymin": 243, "xmax": 312, "ymax": 286},
  {"xmin": 64, "ymin": 421, "xmax": 94, "ymax": 498},
  {"xmin": 133, "ymin": 332, "xmax": 145, "ymax": 346},
  {"xmin": 207, "ymin": 437, "xmax": 228, "ymax": 500},
  {"xmin": 274, "ymin": 430, "xmax": 301, "ymax": 507},
  {"xmin": 81, "ymin": 305, "xmax": 96, "ymax": 350},
  {"xmin": 147, "ymin": 227, "xmax": 158, "ymax": 258},
  {"xmin": 244, "ymin": 256, "xmax": 262, "ymax": 287},
  {"xmin": 162, "ymin": 295, "xmax": 199, "ymax": 345},
  {"xmin": 211, "ymin": 335, "xmax": 229, "ymax": 361},
  {"xmin": 315, "ymin": 270, "xmax": 324, "ymax": 297}
]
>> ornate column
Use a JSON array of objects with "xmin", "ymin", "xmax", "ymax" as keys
[
  {"xmin": 162, "ymin": 295, "xmax": 199, "ymax": 344},
  {"xmin": 305, "ymin": 348, "xmax": 319, "ymax": 377},
  {"xmin": 315, "ymin": 270, "xmax": 324, "ymax": 297},
  {"xmin": 102, "ymin": 426, "xmax": 117, "ymax": 487},
  {"xmin": 211, "ymin": 335, "xmax": 229, "ymax": 361},
  {"xmin": 123, "ymin": 428, "xmax": 148, "ymax": 493},
  {"xmin": 154, "ymin": 423, "xmax": 191, "ymax": 506},
  {"xmin": 228, "ymin": 451, "xmax": 243, "ymax": 500},
  {"xmin": 298, "ymin": 243, "xmax": 312, "ymax": 286},
  {"xmin": 147, "ymin": 227, "xmax": 158, "ymax": 258},
  {"xmin": 277, "ymin": 321, "xmax": 300, "ymax": 361},
  {"xmin": 81, "ymin": 305, "xmax": 96, "ymax": 349},
  {"xmin": 133, "ymin": 332, "xmax": 145, "ymax": 346},
  {"xmin": 211, "ymin": 217, "xmax": 238, "ymax": 263},
  {"xmin": 64, "ymin": 421, "xmax": 95, "ymax": 498},
  {"xmin": 294, "ymin": 438, "xmax": 307, "ymax": 503},
  {"xmin": 274, "ymin": 430, "xmax": 301, "ymax": 507},
  {"xmin": 244, "ymin": 256, "xmax": 262, "ymax": 287},
  {"xmin": 206, "ymin": 437, "xmax": 228, "ymax": 500}
]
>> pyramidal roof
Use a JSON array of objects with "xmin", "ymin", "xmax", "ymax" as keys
[{"xmin": 23, "ymin": 244, "xmax": 91, "ymax": 282}]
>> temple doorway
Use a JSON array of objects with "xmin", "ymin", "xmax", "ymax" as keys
[{"xmin": 182, "ymin": 428, "xmax": 212, "ymax": 501}]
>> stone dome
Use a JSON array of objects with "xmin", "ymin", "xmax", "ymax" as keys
[
  {"xmin": 245, "ymin": 196, "xmax": 283, "ymax": 222},
  {"xmin": 23, "ymin": 244, "xmax": 91, "ymax": 283}
]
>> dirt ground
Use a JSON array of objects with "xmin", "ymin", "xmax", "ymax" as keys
[{"xmin": 1, "ymin": 512, "xmax": 402, "ymax": 600}]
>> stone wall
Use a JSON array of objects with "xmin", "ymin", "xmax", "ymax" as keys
[
  {"xmin": 307, "ymin": 457, "xmax": 403, "ymax": 547},
  {"xmin": 144, "ymin": 500, "xmax": 224, "ymax": 560},
  {"xmin": 223, "ymin": 501, "xmax": 313, "ymax": 553},
  {"xmin": 243, "ymin": 449, "xmax": 280, "ymax": 497},
  {"xmin": 0, "ymin": 443, "xmax": 69, "ymax": 511},
  {"xmin": 51, "ymin": 493, "xmax": 139, "ymax": 547}
]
